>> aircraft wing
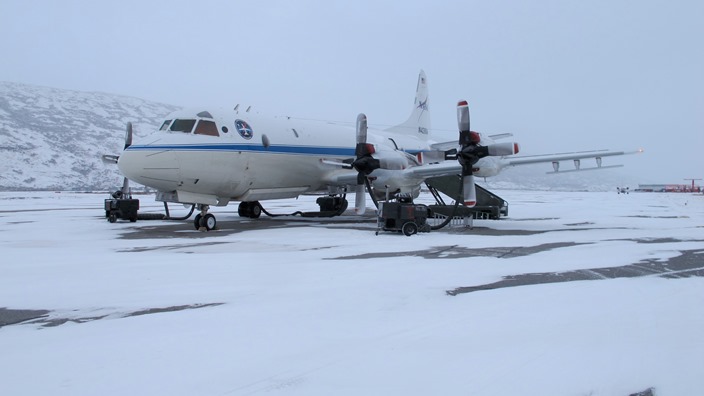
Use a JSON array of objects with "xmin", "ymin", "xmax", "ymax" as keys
[
  {"xmin": 327, "ymin": 171, "xmax": 360, "ymax": 186},
  {"xmin": 326, "ymin": 148, "xmax": 642, "ymax": 187},
  {"xmin": 506, "ymin": 148, "xmax": 643, "ymax": 173},
  {"xmin": 324, "ymin": 161, "xmax": 462, "ymax": 187},
  {"xmin": 506, "ymin": 149, "xmax": 640, "ymax": 166},
  {"xmin": 402, "ymin": 148, "xmax": 643, "ymax": 178},
  {"xmin": 401, "ymin": 161, "xmax": 462, "ymax": 179}
]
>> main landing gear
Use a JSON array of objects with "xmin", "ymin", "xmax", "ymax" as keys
[
  {"xmin": 193, "ymin": 204, "xmax": 217, "ymax": 231},
  {"xmin": 190, "ymin": 196, "xmax": 349, "ymax": 231},
  {"xmin": 194, "ymin": 201, "xmax": 263, "ymax": 231},
  {"xmin": 238, "ymin": 201, "xmax": 262, "ymax": 218}
]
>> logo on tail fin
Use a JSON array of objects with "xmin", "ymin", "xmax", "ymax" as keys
[{"xmin": 416, "ymin": 98, "xmax": 429, "ymax": 131}]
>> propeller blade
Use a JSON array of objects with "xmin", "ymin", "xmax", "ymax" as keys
[
  {"xmin": 355, "ymin": 183, "xmax": 366, "ymax": 215},
  {"xmin": 124, "ymin": 122, "xmax": 133, "ymax": 150},
  {"xmin": 487, "ymin": 141, "xmax": 520, "ymax": 156},
  {"xmin": 121, "ymin": 176, "xmax": 130, "ymax": 197},
  {"xmin": 457, "ymin": 100, "xmax": 470, "ymax": 134},
  {"xmin": 462, "ymin": 174, "xmax": 477, "ymax": 207},
  {"xmin": 356, "ymin": 113, "xmax": 367, "ymax": 145}
]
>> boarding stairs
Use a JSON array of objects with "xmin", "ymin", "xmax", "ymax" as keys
[{"xmin": 425, "ymin": 175, "xmax": 508, "ymax": 220}]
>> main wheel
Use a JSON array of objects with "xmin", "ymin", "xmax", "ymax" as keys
[
  {"xmin": 402, "ymin": 222, "xmax": 418, "ymax": 236},
  {"xmin": 335, "ymin": 199, "xmax": 348, "ymax": 215},
  {"xmin": 238, "ymin": 202, "xmax": 250, "ymax": 217},
  {"xmin": 201, "ymin": 213, "xmax": 217, "ymax": 231},
  {"xmin": 250, "ymin": 202, "xmax": 262, "ymax": 218},
  {"xmin": 193, "ymin": 214, "xmax": 202, "ymax": 230}
]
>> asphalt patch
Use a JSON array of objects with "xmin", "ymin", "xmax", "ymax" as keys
[
  {"xmin": 447, "ymin": 249, "xmax": 704, "ymax": 296},
  {"xmin": 1, "ymin": 303, "xmax": 224, "ymax": 328},
  {"xmin": 0, "ymin": 308, "xmax": 50, "ymax": 327},
  {"xmin": 329, "ymin": 242, "xmax": 587, "ymax": 260},
  {"xmin": 117, "ymin": 213, "xmax": 377, "ymax": 240},
  {"xmin": 119, "ymin": 241, "xmax": 232, "ymax": 252}
]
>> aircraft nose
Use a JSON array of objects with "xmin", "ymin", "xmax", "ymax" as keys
[
  {"xmin": 117, "ymin": 149, "xmax": 141, "ymax": 181},
  {"xmin": 117, "ymin": 148, "xmax": 180, "ymax": 190}
]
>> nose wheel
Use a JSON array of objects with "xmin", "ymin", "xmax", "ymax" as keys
[{"xmin": 193, "ymin": 205, "xmax": 217, "ymax": 231}]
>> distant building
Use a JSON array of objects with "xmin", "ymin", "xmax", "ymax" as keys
[{"xmin": 635, "ymin": 184, "xmax": 702, "ymax": 193}]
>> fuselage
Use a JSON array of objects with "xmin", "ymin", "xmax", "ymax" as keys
[{"xmin": 118, "ymin": 108, "xmax": 447, "ymax": 204}]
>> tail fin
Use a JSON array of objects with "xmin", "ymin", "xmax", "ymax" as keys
[{"xmin": 385, "ymin": 70, "xmax": 431, "ymax": 139}]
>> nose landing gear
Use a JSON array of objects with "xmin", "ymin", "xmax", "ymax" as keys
[{"xmin": 193, "ymin": 205, "xmax": 217, "ymax": 231}]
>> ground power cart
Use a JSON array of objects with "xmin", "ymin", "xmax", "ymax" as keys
[
  {"xmin": 376, "ymin": 194, "xmax": 432, "ymax": 236},
  {"xmin": 104, "ymin": 191, "xmax": 139, "ymax": 223}
]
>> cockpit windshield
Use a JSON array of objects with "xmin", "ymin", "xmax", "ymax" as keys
[
  {"xmin": 159, "ymin": 120, "xmax": 172, "ymax": 130},
  {"xmin": 169, "ymin": 119, "xmax": 197, "ymax": 133},
  {"xmin": 194, "ymin": 120, "xmax": 219, "ymax": 136}
]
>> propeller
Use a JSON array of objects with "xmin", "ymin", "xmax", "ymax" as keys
[
  {"xmin": 124, "ymin": 121, "xmax": 133, "ymax": 150},
  {"xmin": 456, "ymin": 101, "xmax": 518, "ymax": 207},
  {"xmin": 102, "ymin": 122, "xmax": 134, "ymax": 198},
  {"xmin": 118, "ymin": 122, "xmax": 134, "ymax": 197},
  {"xmin": 456, "ymin": 101, "xmax": 478, "ymax": 206},
  {"xmin": 102, "ymin": 122, "xmax": 133, "ymax": 164},
  {"xmin": 351, "ymin": 113, "xmax": 380, "ymax": 214}
]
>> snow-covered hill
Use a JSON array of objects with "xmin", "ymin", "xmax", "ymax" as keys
[
  {"xmin": 0, "ymin": 81, "xmax": 637, "ymax": 191},
  {"xmin": 0, "ymin": 81, "xmax": 178, "ymax": 190}
]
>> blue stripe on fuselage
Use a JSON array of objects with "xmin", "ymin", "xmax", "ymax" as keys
[
  {"xmin": 125, "ymin": 144, "xmax": 424, "ymax": 156},
  {"xmin": 125, "ymin": 144, "xmax": 356, "ymax": 156}
]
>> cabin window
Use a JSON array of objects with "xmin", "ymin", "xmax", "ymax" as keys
[
  {"xmin": 194, "ymin": 120, "xmax": 219, "ymax": 137},
  {"xmin": 160, "ymin": 120, "xmax": 172, "ymax": 131},
  {"xmin": 169, "ymin": 119, "xmax": 196, "ymax": 133}
]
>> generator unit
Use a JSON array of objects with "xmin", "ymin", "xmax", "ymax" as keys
[
  {"xmin": 104, "ymin": 190, "xmax": 139, "ymax": 223},
  {"xmin": 376, "ymin": 194, "xmax": 432, "ymax": 236}
]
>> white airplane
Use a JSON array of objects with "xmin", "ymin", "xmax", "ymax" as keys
[{"xmin": 104, "ymin": 70, "xmax": 641, "ymax": 230}]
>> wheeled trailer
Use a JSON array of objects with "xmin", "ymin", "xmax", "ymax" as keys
[
  {"xmin": 104, "ymin": 196, "xmax": 139, "ymax": 223},
  {"xmin": 376, "ymin": 195, "xmax": 431, "ymax": 236}
]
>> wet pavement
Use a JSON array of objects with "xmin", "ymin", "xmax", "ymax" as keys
[
  {"xmin": 0, "ymin": 303, "xmax": 223, "ymax": 329},
  {"xmin": 447, "ymin": 247, "xmax": 704, "ymax": 296},
  {"xmin": 0, "ymin": 308, "xmax": 50, "ymax": 327}
]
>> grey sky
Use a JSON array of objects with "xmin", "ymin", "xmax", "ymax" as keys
[{"xmin": 2, "ymin": 0, "xmax": 702, "ymax": 184}]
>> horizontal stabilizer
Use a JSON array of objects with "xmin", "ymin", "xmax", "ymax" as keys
[{"xmin": 487, "ymin": 133, "xmax": 513, "ymax": 140}]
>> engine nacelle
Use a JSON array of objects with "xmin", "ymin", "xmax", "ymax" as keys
[{"xmin": 487, "ymin": 142, "xmax": 520, "ymax": 156}]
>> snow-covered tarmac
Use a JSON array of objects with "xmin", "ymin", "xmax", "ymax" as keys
[{"xmin": 1, "ymin": 190, "xmax": 702, "ymax": 395}]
